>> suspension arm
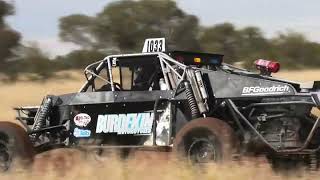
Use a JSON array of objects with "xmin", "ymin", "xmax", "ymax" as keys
[{"xmin": 227, "ymin": 99, "xmax": 320, "ymax": 154}]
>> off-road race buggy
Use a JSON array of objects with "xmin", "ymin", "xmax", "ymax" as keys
[{"xmin": 1, "ymin": 38, "xmax": 320, "ymax": 171}]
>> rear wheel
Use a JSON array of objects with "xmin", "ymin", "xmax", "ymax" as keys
[
  {"xmin": 173, "ymin": 118, "xmax": 239, "ymax": 164},
  {"xmin": 188, "ymin": 137, "xmax": 218, "ymax": 163},
  {"xmin": 0, "ymin": 122, "xmax": 34, "ymax": 171}
]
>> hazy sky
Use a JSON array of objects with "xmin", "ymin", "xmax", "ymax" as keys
[{"xmin": 6, "ymin": 0, "xmax": 320, "ymax": 57}]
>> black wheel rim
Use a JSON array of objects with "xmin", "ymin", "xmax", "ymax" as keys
[
  {"xmin": 0, "ymin": 140, "xmax": 13, "ymax": 171},
  {"xmin": 187, "ymin": 138, "xmax": 217, "ymax": 163}
]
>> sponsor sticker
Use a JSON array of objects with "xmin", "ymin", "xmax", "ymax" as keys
[
  {"xmin": 242, "ymin": 85, "xmax": 290, "ymax": 96},
  {"xmin": 74, "ymin": 113, "xmax": 91, "ymax": 127},
  {"xmin": 73, "ymin": 128, "xmax": 91, "ymax": 138},
  {"xmin": 96, "ymin": 113, "xmax": 154, "ymax": 135}
]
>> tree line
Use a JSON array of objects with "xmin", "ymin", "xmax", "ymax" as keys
[{"xmin": 1, "ymin": 0, "xmax": 320, "ymax": 81}]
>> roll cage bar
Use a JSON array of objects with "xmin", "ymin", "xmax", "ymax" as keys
[
  {"xmin": 79, "ymin": 52, "xmax": 188, "ymax": 92},
  {"xmin": 78, "ymin": 51, "xmax": 302, "ymax": 93}
]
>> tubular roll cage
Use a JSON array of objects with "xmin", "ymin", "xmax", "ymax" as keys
[{"xmin": 79, "ymin": 52, "xmax": 188, "ymax": 93}]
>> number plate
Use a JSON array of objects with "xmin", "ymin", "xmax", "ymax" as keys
[{"xmin": 142, "ymin": 38, "xmax": 166, "ymax": 53}]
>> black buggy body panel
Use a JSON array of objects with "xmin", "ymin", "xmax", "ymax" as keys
[
  {"xmin": 55, "ymin": 90, "xmax": 187, "ymax": 145},
  {"xmin": 204, "ymin": 69, "xmax": 297, "ymax": 99},
  {"xmin": 58, "ymin": 90, "xmax": 184, "ymax": 105}
]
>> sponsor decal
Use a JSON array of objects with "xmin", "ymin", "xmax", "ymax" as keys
[
  {"xmin": 74, "ymin": 113, "xmax": 91, "ymax": 127},
  {"xmin": 242, "ymin": 85, "xmax": 290, "ymax": 96},
  {"xmin": 96, "ymin": 113, "xmax": 154, "ymax": 135},
  {"xmin": 73, "ymin": 128, "xmax": 91, "ymax": 138}
]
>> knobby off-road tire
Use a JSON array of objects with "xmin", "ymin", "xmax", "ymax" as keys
[
  {"xmin": 0, "ymin": 122, "xmax": 35, "ymax": 171},
  {"xmin": 173, "ymin": 118, "xmax": 239, "ymax": 164}
]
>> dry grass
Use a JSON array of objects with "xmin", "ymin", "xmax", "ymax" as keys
[
  {"xmin": 0, "ymin": 69, "xmax": 320, "ymax": 179},
  {"xmin": 1, "ymin": 149, "xmax": 319, "ymax": 180},
  {"xmin": 275, "ymin": 69, "xmax": 320, "ymax": 82},
  {"xmin": 0, "ymin": 71, "xmax": 84, "ymax": 121}
]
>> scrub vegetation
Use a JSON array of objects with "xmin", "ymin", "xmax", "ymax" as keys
[{"xmin": 1, "ymin": 0, "xmax": 320, "ymax": 81}]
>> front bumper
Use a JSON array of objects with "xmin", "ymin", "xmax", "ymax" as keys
[{"xmin": 14, "ymin": 106, "xmax": 39, "ymax": 131}]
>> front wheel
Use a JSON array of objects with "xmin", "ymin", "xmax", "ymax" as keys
[
  {"xmin": 173, "ymin": 118, "xmax": 239, "ymax": 164},
  {"xmin": 0, "ymin": 122, "xmax": 34, "ymax": 171}
]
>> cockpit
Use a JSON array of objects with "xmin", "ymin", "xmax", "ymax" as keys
[{"xmin": 79, "ymin": 51, "xmax": 224, "ymax": 93}]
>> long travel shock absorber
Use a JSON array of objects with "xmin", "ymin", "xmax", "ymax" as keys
[
  {"xmin": 30, "ymin": 96, "xmax": 52, "ymax": 142},
  {"xmin": 185, "ymin": 69, "xmax": 209, "ymax": 118},
  {"xmin": 184, "ymin": 81, "xmax": 200, "ymax": 119}
]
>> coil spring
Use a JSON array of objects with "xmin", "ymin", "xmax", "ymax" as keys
[
  {"xmin": 31, "ymin": 97, "xmax": 52, "ymax": 141},
  {"xmin": 184, "ymin": 81, "xmax": 200, "ymax": 119},
  {"xmin": 309, "ymin": 153, "xmax": 318, "ymax": 171}
]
